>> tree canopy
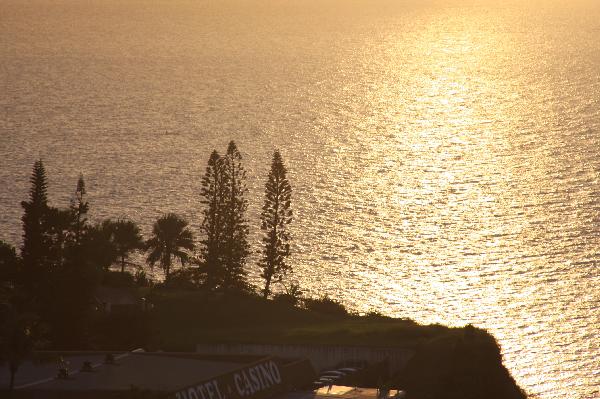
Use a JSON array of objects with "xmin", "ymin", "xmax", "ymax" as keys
[
  {"xmin": 199, "ymin": 142, "xmax": 250, "ymax": 292},
  {"xmin": 146, "ymin": 213, "xmax": 195, "ymax": 282},
  {"xmin": 259, "ymin": 150, "xmax": 293, "ymax": 298}
]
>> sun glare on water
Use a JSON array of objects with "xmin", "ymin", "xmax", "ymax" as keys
[{"xmin": 0, "ymin": 1, "xmax": 599, "ymax": 398}]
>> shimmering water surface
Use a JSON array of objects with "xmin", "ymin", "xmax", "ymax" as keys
[{"xmin": 1, "ymin": 1, "xmax": 599, "ymax": 397}]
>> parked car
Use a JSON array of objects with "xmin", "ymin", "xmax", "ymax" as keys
[
  {"xmin": 338, "ymin": 367, "xmax": 358, "ymax": 373},
  {"xmin": 321, "ymin": 370, "xmax": 346, "ymax": 377}
]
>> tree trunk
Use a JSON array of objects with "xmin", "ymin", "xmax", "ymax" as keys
[
  {"xmin": 9, "ymin": 367, "xmax": 16, "ymax": 391},
  {"xmin": 164, "ymin": 252, "xmax": 171, "ymax": 282},
  {"xmin": 263, "ymin": 274, "xmax": 272, "ymax": 299},
  {"xmin": 121, "ymin": 256, "xmax": 125, "ymax": 273}
]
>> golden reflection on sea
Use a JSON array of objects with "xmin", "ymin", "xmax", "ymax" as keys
[
  {"xmin": 0, "ymin": 2, "xmax": 599, "ymax": 398},
  {"xmin": 291, "ymin": 8, "xmax": 600, "ymax": 398}
]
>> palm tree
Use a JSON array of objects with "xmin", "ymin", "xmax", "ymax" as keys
[
  {"xmin": 103, "ymin": 219, "xmax": 144, "ymax": 273},
  {"xmin": 145, "ymin": 214, "xmax": 195, "ymax": 282},
  {"xmin": 84, "ymin": 222, "xmax": 118, "ymax": 272}
]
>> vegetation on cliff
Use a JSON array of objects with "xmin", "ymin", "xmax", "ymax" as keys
[
  {"xmin": 148, "ymin": 288, "xmax": 527, "ymax": 399},
  {"xmin": 1, "ymin": 152, "xmax": 527, "ymax": 397}
]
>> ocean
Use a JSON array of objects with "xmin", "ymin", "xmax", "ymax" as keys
[{"xmin": 1, "ymin": 1, "xmax": 598, "ymax": 397}]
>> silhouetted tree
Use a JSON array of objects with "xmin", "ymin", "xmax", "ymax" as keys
[
  {"xmin": 259, "ymin": 150, "xmax": 293, "ymax": 298},
  {"xmin": 45, "ymin": 207, "xmax": 74, "ymax": 269},
  {"xmin": 18, "ymin": 163, "xmax": 78, "ymax": 342},
  {"xmin": 69, "ymin": 174, "xmax": 89, "ymax": 244},
  {"xmin": 13, "ymin": 165, "xmax": 107, "ymax": 348},
  {"xmin": 41, "ymin": 175, "xmax": 90, "ymax": 271},
  {"xmin": 44, "ymin": 210, "xmax": 105, "ymax": 347},
  {"xmin": 0, "ymin": 300, "xmax": 37, "ymax": 391},
  {"xmin": 105, "ymin": 219, "xmax": 144, "ymax": 273},
  {"xmin": 0, "ymin": 241, "xmax": 19, "ymax": 285},
  {"xmin": 43, "ymin": 208, "xmax": 99, "ymax": 347},
  {"xmin": 146, "ymin": 214, "xmax": 195, "ymax": 282},
  {"xmin": 398, "ymin": 327, "xmax": 527, "ymax": 399},
  {"xmin": 48, "ymin": 246, "xmax": 101, "ymax": 348},
  {"xmin": 199, "ymin": 150, "xmax": 227, "ymax": 289},
  {"xmin": 221, "ymin": 141, "xmax": 250, "ymax": 291},
  {"xmin": 84, "ymin": 221, "xmax": 118, "ymax": 272},
  {"xmin": 20, "ymin": 160, "xmax": 50, "ymax": 291}
]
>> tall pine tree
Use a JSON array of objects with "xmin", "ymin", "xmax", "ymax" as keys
[
  {"xmin": 18, "ymin": 164, "xmax": 102, "ymax": 347},
  {"xmin": 222, "ymin": 141, "xmax": 250, "ymax": 291},
  {"xmin": 199, "ymin": 143, "xmax": 250, "ymax": 292},
  {"xmin": 20, "ymin": 160, "xmax": 50, "ymax": 291},
  {"xmin": 259, "ymin": 150, "xmax": 293, "ymax": 298},
  {"xmin": 199, "ymin": 150, "xmax": 227, "ymax": 289}
]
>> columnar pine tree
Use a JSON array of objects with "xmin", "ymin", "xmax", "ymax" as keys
[
  {"xmin": 20, "ymin": 160, "xmax": 50, "ymax": 290},
  {"xmin": 222, "ymin": 141, "xmax": 250, "ymax": 291},
  {"xmin": 16, "ymin": 164, "xmax": 102, "ymax": 347},
  {"xmin": 259, "ymin": 150, "xmax": 293, "ymax": 298},
  {"xmin": 199, "ymin": 150, "xmax": 227, "ymax": 289},
  {"xmin": 199, "ymin": 143, "xmax": 251, "ymax": 292}
]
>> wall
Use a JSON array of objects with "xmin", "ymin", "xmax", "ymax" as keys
[{"xmin": 195, "ymin": 344, "xmax": 415, "ymax": 375}]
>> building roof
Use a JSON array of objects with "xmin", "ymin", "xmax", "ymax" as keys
[
  {"xmin": 1, "ymin": 351, "xmax": 317, "ymax": 399},
  {"xmin": 3, "ymin": 352, "xmax": 243, "ymax": 393}
]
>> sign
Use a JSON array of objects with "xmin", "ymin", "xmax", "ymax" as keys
[{"xmin": 173, "ymin": 359, "xmax": 284, "ymax": 399}]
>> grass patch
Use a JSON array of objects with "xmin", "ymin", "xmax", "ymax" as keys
[{"xmin": 147, "ymin": 289, "xmax": 459, "ymax": 350}]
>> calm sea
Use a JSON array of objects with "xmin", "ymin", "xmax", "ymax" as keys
[{"xmin": 1, "ymin": 1, "xmax": 599, "ymax": 397}]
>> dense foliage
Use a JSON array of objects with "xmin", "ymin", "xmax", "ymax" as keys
[
  {"xmin": 198, "ymin": 141, "xmax": 253, "ymax": 292},
  {"xmin": 1, "ymin": 144, "xmax": 293, "ymax": 354},
  {"xmin": 220, "ymin": 142, "xmax": 251, "ymax": 291},
  {"xmin": 107, "ymin": 219, "xmax": 145, "ymax": 273},
  {"xmin": 259, "ymin": 150, "xmax": 293, "ymax": 298},
  {"xmin": 146, "ymin": 213, "xmax": 194, "ymax": 281},
  {"xmin": 199, "ymin": 150, "xmax": 228, "ymax": 289},
  {"xmin": 396, "ymin": 325, "xmax": 528, "ymax": 399}
]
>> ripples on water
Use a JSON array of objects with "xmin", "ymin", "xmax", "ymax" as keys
[{"xmin": 1, "ymin": 1, "xmax": 599, "ymax": 397}]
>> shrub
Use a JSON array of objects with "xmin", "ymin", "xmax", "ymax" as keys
[
  {"xmin": 365, "ymin": 310, "xmax": 385, "ymax": 318},
  {"xmin": 134, "ymin": 270, "xmax": 153, "ymax": 287},
  {"xmin": 102, "ymin": 270, "xmax": 135, "ymax": 287},
  {"xmin": 397, "ymin": 327, "xmax": 527, "ymax": 399},
  {"xmin": 303, "ymin": 295, "xmax": 348, "ymax": 316},
  {"xmin": 272, "ymin": 283, "xmax": 303, "ymax": 307},
  {"xmin": 162, "ymin": 268, "xmax": 204, "ymax": 290}
]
